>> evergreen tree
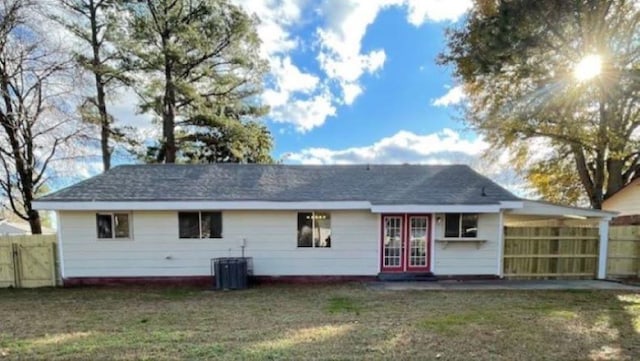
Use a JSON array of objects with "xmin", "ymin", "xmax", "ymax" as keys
[
  {"xmin": 124, "ymin": 0, "xmax": 272, "ymax": 163},
  {"xmin": 55, "ymin": 0, "xmax": 131, "ymax": 171}
]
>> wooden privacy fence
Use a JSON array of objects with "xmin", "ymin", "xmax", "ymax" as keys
[
  {"xmin": 607, "ymin": 225, "xmax": 640, "ymax": 278},
  {"xmin": 0, "ymin": 235, "xmax": 57, "ymax": 288},
  {"xmin": 503, "ymin": 226, "xmax": 599, "ymax": 279}
]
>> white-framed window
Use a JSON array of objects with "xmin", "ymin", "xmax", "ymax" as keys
[
  {"xmin": 178, "ymin": 211, "xmax": 222, "ymax": 239},
  {"xmin": 297, "ymin": 212, "xmax": 331, "ymax": 248},
  {"xmin": 96, "ymin": 213, "xmax": 131, "ymax": 239},
  {"xmin": 444, "ymin": 213, "xmax": 478, "ymax": 238}
]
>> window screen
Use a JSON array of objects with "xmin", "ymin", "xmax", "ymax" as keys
[
  {"xmin": 114, "ymin": 213, "xmax": 130, "ymax": 238},
  {"xmin": 201, "ymin": 212, "xmax": 222, "ymax": 238},
  {"xmin": 179, "ymin": 212, "xmax": 222, "ymax": 239},
  {"xmin": 461, "ymin": 214, "xmax": 478, "ymax": 238},
  {"xmin": 444, "ymin": 213, "xmax": 478, "ymax": 238}
]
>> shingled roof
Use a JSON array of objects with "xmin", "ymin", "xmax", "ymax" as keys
[{"xmin": 37, "ymin": 164, "xmax": 519, "ymax": 205}]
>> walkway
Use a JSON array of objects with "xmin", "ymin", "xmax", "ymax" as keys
[{"xmin": 370, "ymin": 280, "xmax": 640, "ymax": 291}]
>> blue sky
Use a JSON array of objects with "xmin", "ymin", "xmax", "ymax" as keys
[
  {"xmin": 274, "ymin": 6, "xmax": 461, "ymax": 155},
  {"xmin": 102, "ymin": 0, "xmax": 480, "ymax": 158},
  {"xmin": 102, "ymin": 0, "xmax": 523, "ymax": 193},
  {"xmin": 230, "ymin": 0, "xmax": 485, "ymax": 164}
]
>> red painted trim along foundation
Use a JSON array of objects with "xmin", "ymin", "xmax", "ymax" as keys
[
  {"xmin": 63, "ymin": 276, "xmax": 213, "ymax": 287},
  {"xmin": 63, "ymin": 274, "xmax": 501, "ymax": 287},
  {"xmin": 62, "ymin": 275, "xmax": 378, "ymax": 287}
]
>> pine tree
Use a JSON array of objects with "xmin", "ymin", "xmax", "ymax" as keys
[{"xmin": 124, "ymin": 0, "xmax": 272, "ymax": 163}]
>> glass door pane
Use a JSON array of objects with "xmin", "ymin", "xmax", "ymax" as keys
[
  {"xmin": 409, "ymin": 217, "xmax": 427, "ymax": 267},
  {"xmin": 383, "ymin": 217, "xmax": 403, "ymax": 268}
]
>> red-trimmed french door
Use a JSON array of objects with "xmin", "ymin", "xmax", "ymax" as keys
[{"xmin": 380, "ymin": 214, "xmax": 431, "ymax": 272}]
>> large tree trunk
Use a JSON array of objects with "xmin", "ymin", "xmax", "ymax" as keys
[
  {"xmin": 28, "ymin": 209, "xmax": 42, "ymax": 234},
  {"xmin": 89, "ymin": 0, "xmax": 111, "ymax": 171},
  {"xmin": 162, "ymin": 36, "xmax": 176, "ymax": 163},
  {"xmin": 95, "ymin": 51, "xmax": 111, "ymax": 171},
  {"xmin": 606, "ymin": 158, "xmax": 625, "ymax": 199},
  {"xmin": 100, "ymin": 101, "xmax": 110, "ymax": 170},
  {"xmin": 572, "ymin": 145, "xmax": 602, "ymax": 209}
]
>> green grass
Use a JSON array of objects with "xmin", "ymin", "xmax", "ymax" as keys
[
  {"xmin": 0, "ymin": 284, "xmax": 639, "ymax": 360},
  {"xmin": 326, "ymin": 296, "xmax": 361, "ymax": 314},
  {"xmin": 419, "ymin": 311, "xmax": 507, "ymax": 334}
]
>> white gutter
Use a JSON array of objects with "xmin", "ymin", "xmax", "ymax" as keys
[
  {"xmin": 370, "ymin": 204, "xmax": 504, "ymax": 213},
  {"xmin": 32, "ymin": 200, "xmax": 526, "ymax": 213},
  {"xmin": 32, "ymin": 200, "xmax": 373, "ymax": 211}
]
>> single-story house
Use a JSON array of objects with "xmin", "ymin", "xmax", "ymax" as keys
[
  {"xmin": 33, "ymin": 164, "xmax": 615, "ymax": 285},
  {"xmin": 603, "ymin": 177, "xmax": 640, "ymax": 224}
]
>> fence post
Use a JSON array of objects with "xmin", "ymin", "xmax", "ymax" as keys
[
  {"xmin": 497, "ymin": 211, "xmax": 505, "ymax": 278},
  {"xmin": 11, "ymin": 242, "xmax": 20, "ymax": 288},
  {"xmin": 598, "ymin": 219, "xmax": 610, "ymax": 279}
]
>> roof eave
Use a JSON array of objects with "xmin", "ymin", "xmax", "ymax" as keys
[
  {"xmin": 33, "ymin": 200, "xmax": 524, "ymax": 212},
  {"xmin": 507, "ymin": 200, "xmax": 617, "ymax": 220}
]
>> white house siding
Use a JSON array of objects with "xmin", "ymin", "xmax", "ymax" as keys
[
  {"xmin": 432, "ymin": 213, "xmax": 501, "ymax": 275},
  {"xmin": 58, "ymin": 210, "xmax": 379, "ymax": 278}
]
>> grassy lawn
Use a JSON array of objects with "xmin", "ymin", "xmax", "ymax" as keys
[{"xmin": 1, "ymin": 284, "xmax": 639, "ymax": 360}]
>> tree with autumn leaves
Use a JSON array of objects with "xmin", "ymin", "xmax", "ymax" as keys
[{"xmin": 441, "ymin": 0, "xmax": 639, "ymax": 208}]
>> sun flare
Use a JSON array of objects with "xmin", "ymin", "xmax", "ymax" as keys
[{"xmin": 574, "ymin": 54, "xmax": 602, "ymax": 81}]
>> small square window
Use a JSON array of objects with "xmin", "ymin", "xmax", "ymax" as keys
[
  {"xmin": 179, "ymin": 211, "xmax": 222, "ymax": 239},
  {"xmin": 297, "ymin": 212, "xmax": 331, "ymax": 248},
  {"xmin": 444, "ymin": 213, "xmax": 478, "ymax": 238},
  {"xmin": 96, "ymin": 213, "xmax": 130, "ymax": 239}
]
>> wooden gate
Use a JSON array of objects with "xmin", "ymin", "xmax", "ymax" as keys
[
  {"xmin": 503, "ymin": 226, "xmax": 599, "ymax": 279},
  {"xmin": 607, "ymin": 225, "xmax": 640, "ymax": 278},
  {"xmin": 0, "ymin": 235, "xmax": 57, "ymax": 288},
  {"xmin": 0, "ymin": 240, "xmax": 15, "ymax": 287}
]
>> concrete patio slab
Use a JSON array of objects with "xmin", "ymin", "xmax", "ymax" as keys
[{"xmin": 369, "ymin": 280, "xmax": 640, "ymax": 291}]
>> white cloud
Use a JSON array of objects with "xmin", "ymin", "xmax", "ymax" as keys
[
  {"xmin": 315, "ymin": 0, "xmax": 470, "ymax": 107},
  {"xmin": 404, "ymin": 0, "xmax": 472, "ymax": 25},
  {"xmin": 233, "ymin": 0, "xmax": 304, "ymax": 57},
  {"xmin": 270, "ymin": 91, "xmax": 337, "ymax": 132},
  {"xmin": 287, "ymin": 128, "xmax": 527, "ymax": 195},
  {"xmin": 261, "ymin": 56, "xmax": 320, "ymax": 109},
  {"xmin": 432, "ymin": 85, "xmax": 466, "ymax": 107},
  {"xmin": 235, "ymin": 0, "xmax": 340, "ymax": 132},
  {"xmin": 316, "ymin": 0, "xmax": 397, "ymax": 105},
  {"xmin": 341, "ymin": 83, "xmax": 364, "ymax": 105},
  {"xmin": 234, "ymin": 0, "xmax": 474, "ymax": 131},
  {"xmin": 48, "ymin": 0, "xmax": 476, "ymax": 139},
  {"xmin": 288, "ymin": 128, "xmax": 487, "ymax": 164}
]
